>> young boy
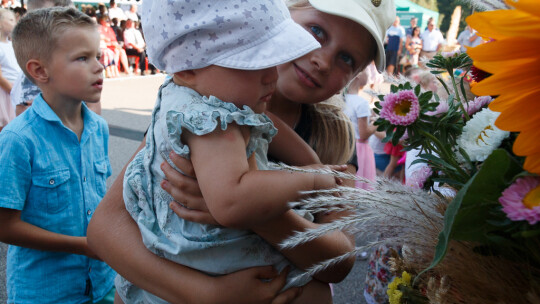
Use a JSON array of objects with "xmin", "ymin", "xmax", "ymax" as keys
[{"xmin": 0, "ymin": 7, "xmax": 115, "ymax": 304}]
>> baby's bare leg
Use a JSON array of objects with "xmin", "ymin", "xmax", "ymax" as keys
[{"xmin": 292, "ymin": 280, "xmax": 332, "ymax": 304}]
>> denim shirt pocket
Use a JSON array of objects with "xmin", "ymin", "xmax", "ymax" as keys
[
  {"xmin": 94, "ymin": 159, "xmax": 109, "ymax": 198},
  {"xmin": 31, "ymin": 168, "xmax": 71, "ymax": 213}
]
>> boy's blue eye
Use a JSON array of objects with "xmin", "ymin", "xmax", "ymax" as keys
[
  {"xmin": 77, "ymin": 56, "xmax": 87, "ymax": 62},
  {"xmin": 309, "ymin": 25, "xmax": 324, "ymax": 40}
]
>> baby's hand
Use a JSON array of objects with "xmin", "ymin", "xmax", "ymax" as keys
[{"xmin": 301, "ymin": 164, "xmax": 347, "ymax": 190}]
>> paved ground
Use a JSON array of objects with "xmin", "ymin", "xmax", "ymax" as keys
[{"xmin": 0, "ymin": 75, "xmax": 369, "ymax": 303}]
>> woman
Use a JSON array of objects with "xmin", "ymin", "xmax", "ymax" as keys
[
  {"xmin": 405, "ymin": 26, "xmax": 422, "ymax": 67},
  {"xmin": 88, "ymin": 0, "xmax": 395, "ymax": 303}
]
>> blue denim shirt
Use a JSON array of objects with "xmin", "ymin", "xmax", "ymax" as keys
[{"xmin": 0, "ymin": 95, "xmax": 116, "ymax": 304}]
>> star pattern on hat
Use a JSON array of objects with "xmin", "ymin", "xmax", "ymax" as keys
[
  {"xmin": 174, "ymin": 11, "xmax": 183, "ymax": 21},
  {"xmin": 193, "ymin": 40, "xmax": 201, "ymax": 49},
  {"xmin": 208, "ymin": 32, "xmax": 219, "ymax": 42},
  {"xmin": 260, "ymin": 4, "xmax": 268, "ymax": 13},
  {"xmin": 242, "ymin": 9, "xmax": 252, "ymax": 18},
  {"xmin": 213, "ymin": 15, "xmax": 225, "ymax": 25}
]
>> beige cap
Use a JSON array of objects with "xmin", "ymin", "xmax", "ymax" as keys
[{"xmin": 308, "ymin": 0, "xmax": 396, "ymax": 72}]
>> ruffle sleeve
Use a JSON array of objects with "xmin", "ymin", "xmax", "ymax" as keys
[{"xmin": 164, "ymin": 90, "xmax": 277, "ymax": 158}]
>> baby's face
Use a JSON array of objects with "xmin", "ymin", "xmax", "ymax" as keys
[{"xmin": 189, "ymin": 65, "xmax": 278, "ymax": 114}]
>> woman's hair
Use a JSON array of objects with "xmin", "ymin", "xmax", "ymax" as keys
[
  {"xmin": 285, "ymin": 0, "xmax": 355, "ymax": 164},
  {"xmin": 307, "ymin": 97, "xmax": 355, "ymax": 165},
  {"xmin": 412, "ymin": 26, "xmax": 420, "ymax": 36}
]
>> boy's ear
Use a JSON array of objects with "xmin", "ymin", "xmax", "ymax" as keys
[
  {"xmin": 173, "ymin": 70, "xmax": 196, "ymax": 86},
  {"xmin": 26, "ymin": 59, "xmax": 49, "ymax": 84}
]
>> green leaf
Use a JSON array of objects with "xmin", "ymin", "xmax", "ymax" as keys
[
  {"xmin": 414, "ymin": 84, "xmax": 421, "ymax": 96},
  {"xmin": 391, "ymin": 85, "xmax": 398, "ymax": 93},
  {"xmin": 414, "ymin": 149, "xmax": 522, "ymax": 284}
]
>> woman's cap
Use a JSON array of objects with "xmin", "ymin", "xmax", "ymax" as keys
[
  {"xmin": 308, "ymin": 0, "xmax": 395, "ymax": 72},
  {"xmin": 142, "ymin": 0, "xmax": 321, "ymax": 73}
]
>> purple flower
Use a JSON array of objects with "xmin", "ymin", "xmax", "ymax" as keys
[
  {"xmin": 465, "ymin": 96, "xmax": 493, "ymax": 116},
  {"xmin": 379, "ymin": 90, "xmax": 420, "ymax": 126},
  {"xmin": 499, "ymin": 176, "xmax": 540, "ymax": 225},
  {"xmin": 406, "ymin": 166, "xmax": 432, "ymax": 189}
]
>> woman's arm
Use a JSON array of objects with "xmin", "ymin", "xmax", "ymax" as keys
[
  {"xmin": 87, "ymin": 139, "xmax": 302, "ymax": 304},
  {"xmin": 265, "ymin": 111, "xmax": 321, "ymax": 166}
]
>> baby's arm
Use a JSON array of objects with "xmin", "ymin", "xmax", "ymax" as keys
[
  {"xmin": 184, "ymin": 123, "xmax": 336, "ymax": 229},
  {"xmin": 265, "ymin": 111, "xmax": 321, "ymax": 165}
]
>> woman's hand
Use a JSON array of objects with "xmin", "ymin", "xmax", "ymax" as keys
[
  {"xmin": 213, "ymin": 266, "xmax": 302, "ymax": 304},
  {"xmin": 161, "ymin": 151, "xmax": 219, "ymax": 225}
]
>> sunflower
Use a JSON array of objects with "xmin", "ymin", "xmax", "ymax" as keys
[{"xmin": 466, "ymin": 0, "xmax": 540, "ymax": 174}]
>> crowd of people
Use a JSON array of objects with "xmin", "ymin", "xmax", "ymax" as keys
[{"xmin": 0, "ymin": 0, "xmax": 485, "ymax": 304}]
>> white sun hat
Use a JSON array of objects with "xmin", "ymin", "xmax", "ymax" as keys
[
  {"xmin": 142, "ymin": 0, "xmax": 321, "ymax": 73},
  {"xmin": 308, "ymin": 0, "xmax": 396, "ymax": 72}
]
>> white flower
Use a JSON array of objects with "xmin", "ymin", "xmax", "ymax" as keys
[{"xmin": 456, "ymin": 108, "xmax": 510, "ymax": 162}]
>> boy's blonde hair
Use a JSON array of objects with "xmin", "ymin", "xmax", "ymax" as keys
[{"xmin": 11, "ymin": 7, "xmax": 95, "ymax": 80}]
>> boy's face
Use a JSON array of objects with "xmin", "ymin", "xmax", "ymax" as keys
[
  {"xmin": 276, "ymin": 8, "xmax": 374, "ymax": 105},
  {"xmin": 44, "ymin": 26, "xmax": 104, "ymax": 103},
  {"xmin": 184, "ymin": 65, "xmax": 278, "ymax": 114}
]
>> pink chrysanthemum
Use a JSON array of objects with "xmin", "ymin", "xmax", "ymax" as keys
[
  {"xmin": 465, "ymin": 96, "xmax": 493, "ymax": 116},
  {"xmin": 406, "ymin": 166, "xmax": 432, "ymax": 189},
  {"xmin": 379, "ymin": 90, "xmax": 420, "ymax": 126},
  {"xmin": 499, "ymin": 176, "xmax": 540, "ymax": 225}
]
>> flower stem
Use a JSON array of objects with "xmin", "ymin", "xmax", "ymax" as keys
[
  {"xmin": 449, "ymin": 72, "xmax": 470, "ymax": 121},
  {"xmin": 419, "ymin": 130, "xmax": 469, "ymax": 182}
]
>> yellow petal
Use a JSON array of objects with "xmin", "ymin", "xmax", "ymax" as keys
[
  {"xmin": 507, "ymin": 0, "xmax": 540, "ymax": 18},
  {"xmin": 472, "ymin": 58, "xmax": 535, "ymax": 75},
  {"xmin": 471, "ymin": 63, "xmax": 540, "ymax": 96},
  {"xmin": 523, "ymin": 153, "xmax": 540, "ymax": 175},
  {"xmin": 513, "ymin": 128, "xmax": 540, "ymax": 155},
  {"xmin": 494, "ymin": 97, "xmax": 540, "ymax": 132},
  {"xmin": 467, "ymin": 10, "xmax": 540, "ymax": 40},
  {"xmin": 489, "ymin": 89, "xmax": 540, "ymax": 113},
  {"xmin": 467, "ymin": 38, "xmax": 540, "ymax": 61}
]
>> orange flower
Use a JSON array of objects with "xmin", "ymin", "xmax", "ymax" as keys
[{"xmin": 467, "ymin": 0, "xmax": 540, "ymax": 174}]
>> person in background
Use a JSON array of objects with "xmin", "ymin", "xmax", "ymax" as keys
[
  {"xmin": 404, "ymin": 26, "xmax": 422, "ymax": 67},
  {"xmin": 107, "ymin": 0, "xmax": 125, "ymax": 21},
  {"xmin": 344, "ymin": 70, "xmax": 377, "ymax": 189},
  {"xmin": 0, "ymin": 8, "xmax": 19, "ymax": 131},
  {"xmin": 457, "ymin": 24, "xmax": 483, "ymax": 53},
  {"xmin": 123, "ymin": 18, "xmax": 154, "ymax": 75},
  {"xmin": 0, "ymin": 7, "xmax": 115, "ymax": 303},
  {"xmin": 419, "ymin": 19, "xmax": 445, "ymax": 62},
  {"xmin": 405, "ymin": 16, "xmax": 417, "ymax": 38},
  {"xmin": 124, "ymin": 4, "xmax": 138, "ymax": 22},
  {"xmin": 384, "ymin": 16, "xmax": 405, "ymax": 75}
]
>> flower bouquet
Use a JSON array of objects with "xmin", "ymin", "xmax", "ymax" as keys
[{"xmin": 280, "ymin": 0, "xmax": 540, "ymax": 302}]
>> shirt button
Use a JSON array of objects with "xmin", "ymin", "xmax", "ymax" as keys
[
  {"xmin": 49, "ymin": 179, "xmax": 55, "ymax": 185},
  {"xmin": 87, "ymin": 210, "xmax": 92, "ymax": 215},
  {"xmin": 83, "ymin": 176, "xmax": 87, "ymax": 182}
]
